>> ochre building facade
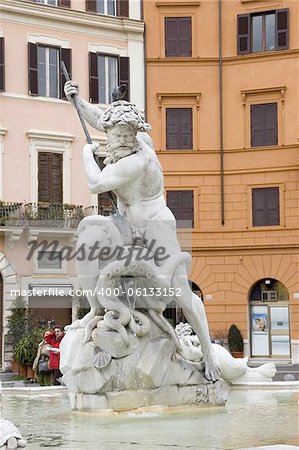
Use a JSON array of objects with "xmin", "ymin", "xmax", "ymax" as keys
[{"xmin": 144, "ymin": 0, "xmax": 299, "ymax": 363}]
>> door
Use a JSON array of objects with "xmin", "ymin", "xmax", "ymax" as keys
[{"xmin": 250, "ymin": 303, "xmax": 291, "ymax": 358}]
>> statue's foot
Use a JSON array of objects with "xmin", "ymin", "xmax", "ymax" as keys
[{"xmin": 204, "ymin": 353, "xmax": 221, "ymax": 382}]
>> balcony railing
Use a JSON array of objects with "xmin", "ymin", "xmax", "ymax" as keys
[{"xmin": 0, "ymin": 202, "xmax": 113, "ymax": 228}]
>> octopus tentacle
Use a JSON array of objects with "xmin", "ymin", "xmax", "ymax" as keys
[{"xmin": 129, "ymin": 310, "xmax": 151, "ymax": 337}]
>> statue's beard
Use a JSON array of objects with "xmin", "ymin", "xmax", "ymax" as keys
[{"xmin": 104, "ymin": 142, "xmax": 137, "ymax": 165}]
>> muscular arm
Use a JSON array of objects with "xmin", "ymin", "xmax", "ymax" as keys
[
  {"xmin": 83, "ymin": 145, "xmax": 147, "ymax": 194},
  {"xmin": 64, "ymin": 81, "xmax": 104, "ymax": 131}
]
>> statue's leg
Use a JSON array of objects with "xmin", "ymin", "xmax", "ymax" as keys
[
  {"xmin": 172, "ymin": 265, "xmax": 220, "ymax": 382},
  {"xmin": 74, "ymin": 217, "xmax": 124, "ymax": 331}
]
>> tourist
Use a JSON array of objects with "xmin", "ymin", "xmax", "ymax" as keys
[
  {"xmin": 32, "ymin": 330, "xmax": 52, "ymax": 386},
  {"xmin": 44, "ymin": 326, "xmax": 65, "ymax": 385}
]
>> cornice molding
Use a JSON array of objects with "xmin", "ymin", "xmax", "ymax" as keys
[
  {"xmin": 26, "ymin": 129, "xmax": 75, "ymax": 142},
  {"xmin": 156, "ymin": 1, "xmax": 200, "ymax": 7},
  {"xmin": 156, "ymin": 92, "xmax": 201, "ymax": 110},
  {"xmin": 0, "ymin": 0, "xmax": 144, "ymax": 36},
  {"xmin": 147, "ymin": 49, "xmax": 299, "ymax": 65}
]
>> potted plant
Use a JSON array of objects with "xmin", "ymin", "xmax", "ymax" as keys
[
  {"xmin": 228, "ymin": 324, "xmax": 244, "ymax": 358},
  {"xmin": 13, "ymin": 329, "xmax": 43, "ymax": 379}
]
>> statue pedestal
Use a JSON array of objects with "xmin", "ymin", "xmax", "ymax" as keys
[
  {"xmin": 61, "ymin": 322, "xmax": 228, "ymax": 412},
  {"xmin": 69, "ymin": 380, "xmax": 228, "ymax": 412}
]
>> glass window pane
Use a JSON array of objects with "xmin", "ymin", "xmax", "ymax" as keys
[
  {"xmin": 98, "ymin": 55, "xmax": 106, "ymax": 104},
  {"xmin": 96, "ymin": 0, "xmax": 105, "ymax": 13},
  {"xmin": 107, "ymin": 0, "xmax": 116, "ymax": 16},
  {"xmin": 270, "ymin": 307, "xmax": 289, "ymax": 331},
  {"xmin": 49, "ymin": 48, "xmax": 59, "ymax": 98},
  {"xmin": 38, "ymin": 251, "xmax": 62, "ymax": 269},
  {"xmin": 108, "ymin": 56, "xmax": 118, "ymax": 103},
  {"xmin": 266, "ymin": 13, "xmax": 275, "ymax": 51},
  {"xmin": 37, "ymin": 47, "xmax": 47, "ymax": 96},
  {"xmin": 271, "ymin": 335, "xmax": 290, "ymax": 356},
  {"xmin": 252, "ymin": 15, "xmax": 263, "ymax": 52}
]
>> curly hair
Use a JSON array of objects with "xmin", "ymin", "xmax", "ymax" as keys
[{"xmin": 101, "ymin": 100, "xmax": 151, "ymax": 133}]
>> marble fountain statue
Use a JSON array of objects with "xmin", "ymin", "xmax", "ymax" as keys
[{"xmin": 59, "ymin": 82, "xmax": 275, "ymax": 412}]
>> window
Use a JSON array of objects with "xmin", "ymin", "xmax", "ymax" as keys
[
  {"xmin": 237, "ymin": 9, "xmax": 289, "ymax": 54},
  {"xmin": 28, "ymin": 43, "xmax": 71, "ymax": 99},
  {"xmin": 250, "ymin": 103, "xmax": 277, "ymax": 147},
  {"xmin": 252, "ymin": 187, "xmax": 279, "ymax": 227},
  {"xmin": 33, "ymin": 0, "xmax": 71, "ymax": 6},
  {"xmin": 0, "ymin": 37, "xmax": 4, "ymax": 92},
  {"xmin": 166, "ymin": 190, "xmax": 194, "ymax": 228},
  {"xmin": 37, "ymin": 46, "xmax": 59, "ymax": 98},
  {"xmin": 86, "ymin": 0, "xmax": 129, "ymax": 17},
  {"xmin": 37, "ymin": 251, "xmax": 62, "ymax": 270},
  {"xmin": 89, "ymin": 52, "xmax": 130, "ymax": 103},
  {"xmin": 165, "ymin": 17, "xmax": 192, "ymax": 57},
  {"xmin": 166, "ymin": 108, "xmax": 193, "ymax": 150},
  {"xmin": 38, "ymin": 152, "xmax": 63, "ymax": 204}
]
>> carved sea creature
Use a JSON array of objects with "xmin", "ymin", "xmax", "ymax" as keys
[{"xmin": 0, "ymin": 420, "xmax": 27, "ymax": 448}]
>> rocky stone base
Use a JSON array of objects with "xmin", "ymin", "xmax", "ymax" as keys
[{"xmin": 69, "ymin": 379, "xmax": 228, "ymax": 412}]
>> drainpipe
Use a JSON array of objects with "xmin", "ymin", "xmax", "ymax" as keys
[
  {"xmin": 218, "ymin": 0, "xmax": 225, "ymax": 225},
  {"xmin": 140, "ymin": 0, "xmax": 147, "ymax": 121}
]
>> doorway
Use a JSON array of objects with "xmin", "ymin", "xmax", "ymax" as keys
[{"xmin": 249, "ymin": 278, "xmax": 291, "ymax": 359}]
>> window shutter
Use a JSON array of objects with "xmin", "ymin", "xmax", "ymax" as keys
[
  {"xmin": 266, "ymin": 187, "xmax": 280, "ymax": 225},
  {"xmin": 166, "ymin": 109, "xmax": 180, "ymax": 149},
  {"xmin": 264, "ymin": 103, "xmax": 278, "ymax": 146},
  {"xmin": 38, "ymin": 152, "xmax": 63, "ymax": 204},
  {"xmin": 276, "ymin": 9, "xmax": 289, "ymax": 50},
  {"xmin": 117, "ymin": 0, "xmax": 129, "ymax": 18},
  {"xmin": 119, "ymin": 56, "xmax": 130, "ymax": 101},
  {"xmin": 252, "ymin": 187, "xmax": 279, "ymax": 226},
  {"xmin": 251, "ymin": 103, "xmax": 278, "ymax": 147},
  {"xmin": 178, "ymin": 17, "xmax": 192, "ymax": 56},
  {"xmin": 86, "ymin": 0, "xmax": 96, "ymax": 12},
  {"xmin": 165, "ymin": 17, "xmax": 192, "ymax": 57},
  {"xmin": 51, "ymin": 153, "xmax": 63, "ymax": 204},
  {"xmin": 251, "ymin": 105, "xmax": 264, "ymax": 147},
  {"xmin": 166, "ymin": 190, "xmax": 194, "ymax": 228},
  {"xmin": 237, "ymin": 14, "xmax": 250, "ymax": 54},
  {"xmin": 58, "ymin": 0, "xmax": 71, "ymax": 7},
  {"xmin": 38, "ymin": 153, "xmax": 51, "ymax": 203},
  {"xmin": 60, "ymin": 48, "xmax": 72, "ymax": 100},
  {"xmin": 89, "ymin": 52, "xmax": 99, "ymax": 103},
  {"xmin": 0, "ymin": 37, "xmax": 4, "ymax": 92},
  {"xmin": 28, "ymin": 42, "xmax": 38, "ymax": 96},
  {"xmin": 165, "ymin": 18, "xmax": 179, "ymax": 57},
  {"xmin": 180, "ymin": 108, "xmax": 193, "ymax": 149},
  {"xmin": 166, "ymin": 108, "xmax": 192, "ymax": 150}
]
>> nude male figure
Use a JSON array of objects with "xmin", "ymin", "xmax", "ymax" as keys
[{"xmin": 65, "ymin": 81, "xmax": 220, "ymax": 381}]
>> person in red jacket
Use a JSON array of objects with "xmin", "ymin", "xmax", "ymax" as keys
[{"xmin": 44, "ymin": 326, "xmax": 65, "ymax": 385}]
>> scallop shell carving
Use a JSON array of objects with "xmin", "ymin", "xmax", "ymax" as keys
[{"xmin": 93, "ymin": 351, "xmax": 112, "ymax": 369}]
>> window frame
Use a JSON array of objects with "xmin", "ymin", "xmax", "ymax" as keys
[
  {"xmin": 250, "ymin": 102, "xmax": 278, "ymax": 148},
  {"xmin": 166, "ymin": 107, "xmax": 193, "ymax": 150},
  {"xmin": 37, "ymin": 44, "xmax": 60, "ymax": 99},
  {"xmin": 96, "ymin": 0, "xmax": 117, "ymax": 16},
  {"xmin": 97, "ymin": 53, "xmax": 119, "ymax": 104},
  {"xmin": 33, "ymin": 248, "xmax": 67, "ymax": 274},
  {"xmin": 89, "ymin": 51, "xmax": 130, "ymax": 104},
  {"xmin": 248, "ymin": 183, "xmax": 285, "ymax": 230},
  {"xmin": 237, "ymin": 9, "xmax": 289, "ymax": 55},
  {"xmin": 28, "ymin": 40, "xmax": 71, "ymax": 99},
  {"xmin": 157, "ymin": 2, "xmax": 200, "ymax": 58},
  {"xmin": 156, "ymin": 93, "xmax": 201, "ymax": 151},
  {"xmin": 164, "ymin": 16, "xmax": 192, "ymax": 58},
  {"xmin": 26, "ymin": 130, "xmax": 73, "ymax": 204},
  {"xmin": 166, "ymin": 189, "xmax": 195, "ymax": 229},
  {"xmin": 241, "ymin": 86, "xmax": 285, "ymax": 149}
]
